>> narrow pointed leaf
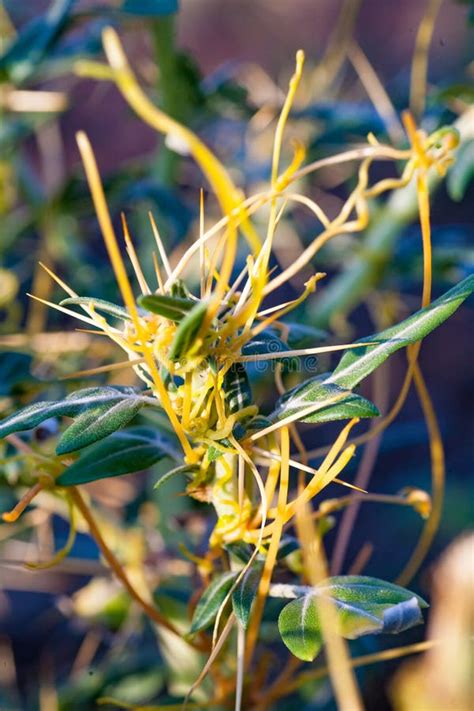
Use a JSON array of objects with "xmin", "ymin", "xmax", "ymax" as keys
[
  {"xmin": 303, "ymin": 391, "xmax": 380, "ymax": 423},
  {"xmin": 278, "ymin": 595, "xmax": 322, "ymax": 662},
  {"xmin": 56, "ymin": 396, "xmax": 145, "ymax": 454},
  {"xmin": 190, "ymin": 572, "xmax": 238, "ymax": 634},
  {"xmin": 277, "ymin": 535, "xmax": 300, "ymax": 560},
  {"xmin": 447, "ymin": 139, "xmax": 474, "ymax": 202},
  {"xmin": 232, "ymin": 562, "xmax": 263, "ymax": 628},
  {"xmin": 268, "ymin": 276, "xmax": 474, "ymax": 425},
  {"xmin": 153, "ymin": 463, "xmax": 197, "ymax": 491},
  {"xmin": 56, "ymin": 427, "xmax": 179, "ymax": 486},
  {"xmin": 270, "ymin": 376, "xmax": 379, "ymax": 424},
  {"xmin": 169, "ymin": 300, "xmax": 208, "ymax": 362},
  {"xmin": 138, "ymin": 294, "xmax": 196, "ymax": 321},
  {"xmin": 223, "ymin": 542, "xmax": 254, "ymax": 564},
  {"xmin": 330, "ymin": 275, "xmax": 474, "ymax": 390},
  {"xmin": 60, "ymin": 297, "xmax": 133, "ymax": 321},
  {"xmin": 0, "ymin": 387, "xmax": 150, "ymax": 439}
]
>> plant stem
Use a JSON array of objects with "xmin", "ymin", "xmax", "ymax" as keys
[{"xmin": 151, "ymin": 15, "xmax": 186, "ymax": 185}]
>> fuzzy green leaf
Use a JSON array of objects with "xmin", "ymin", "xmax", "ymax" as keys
[
  {"xmin": 190, "ymin": 572, "xmax": 238, "ymax": 634},
  {"xmin": 56, "ymin": 397, "xmax": 146, "ymax": 455},
  {"xmin": 271, "ymin": 375, "xmax": 380, "ymax": 424},
  {"xmin": 169, "ymin": 300, "xmax": 208, "ymax": 361},
  {"xmin": 138, "ymin": 294, "xmax": 196, "ymax": 321},
  {"xmin": 0, "ymin": 387, "xmax": 151, "ymax": 441},
  {"xmin": 330, "ymin": 275, "xmax": 474, "ymax": 390},
  {"xmin": 319, "ymin": 575, "xmax": 428, "ymax": 608},
  {"xmin": 318, "ymin": 576, "xmax": 426, "ymax": 638},
  {"xmin": 278, "ymin": 576, "xmax": 427, "ymax": 660},
  {"xmin": 56, "ymin": 427, "xmax": 179, "ymax": 486},
  {"xmin": 60, "ymin": 297, "xmax": 133, "ymax": 321},
  {"xmin": 269, "ymin": 276, "xmax": 474, "ymax": 425},
  {"xmin": 303, "ymin": 391, "xmax": 380, "ymax": 423},
  {"xmin": 278, "ymin": 595, "xmax": 322, "ymax": 662},
  {"xmin": 232, "ymin": 563, "xmax": 263, "ymax": 629}
]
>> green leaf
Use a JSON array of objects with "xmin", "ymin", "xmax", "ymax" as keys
[
  {"xmin": 223, "ymin": 363, "xmax": 252, "ymax": 414},
  {"xmin": 269, "ymin": 276, "xmax": 474, "ymax": 425},
  {"xmin": 232, "ymin": 562, "xmax": 263, "ymax": 628},
  {"xmin": 153, "ymin": 463, "xmax": 197, "ymax": 491},
  {"xmin": 207, "ymin": 443, "xmax": 227, "ymax": 462},
  {"xmin": 271, "ymin": 375, "xmax": 380, "ymax": 424},
  {"xmin": 121, "ymin": 0, "xmax": 179, "ymax": 16},
  {"xmin": 169, "ymin": 300, "xmax": 208, "ymax": 361},
  {"xmin": 190, "ymin": 572, "xmax": 238, "ymax": 634},
  {"xmin": 278, "ymin": 596, "xmax": 322, "ymax": 662},
  {"xmin": 169, "ymin": 279, "xmax": 191, "ymax": 299},
  {"xmin": 277, "ymin": 535, "xmax": 300, "ymax": 560},
  {"xmin": 56, "ymin": 427, "xmax": 179, "ymax": 486},
  {"xmin": 138, "ymin": 293, "xmax": 196, "ymax": 321},
  {"xmin": 319, "ymin": 576, "xmax": 428, "ymax": 608},
  {"xmin": 0, "ymin": 387, "xmax": 150, "ymax": 439},
  {"xmin": 0, "ymin": 0, "xmax": 76, "ymax": 83},
  {"xmin": 60, "ymin": 297, "xmax": 133, "ymax": 321},
  {"xmin": 56, "ymin": 396, "xmax": 146, "ymax": 455},
  {"xmin": 303, "ymin": 391, "xmax": 380, "ymax": 423},
  {"xmin": 223, "ymin": 542, "xmax": 254, "ymax": 564},
  {"xmin": 242, "ymin": 415, "xmax": 273, "ymax": 436},
  {"xmin": 278, "ymin": 576, "xmax": 427, "ymax": 660},
  {"xmin": 316, "ymin": 576, "xmax": 427, "ymax": 638},
  {"xmin": 0, "ymin": 387, "xmax": 156, "ymax": 456},
  {"xmin": 330, "ymin": 276, "xmax": 474, "ymax": 390},
  {"xmin": 447, "ymin": 139, "xmax": 474, "ymax": 202}
]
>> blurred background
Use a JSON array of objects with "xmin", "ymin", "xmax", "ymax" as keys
[{"xmin": 0, "ymin": 1, "xmax": 473, "ymax": 709}]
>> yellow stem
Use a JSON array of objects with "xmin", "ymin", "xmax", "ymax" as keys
[
  {"xmin": 100, "ymin": 27, "xmax": 260, "ymax": 253},
  {"xmin": 76, "ymin": 131, "xmax": 193, "ymax": 461},
  {"xmin": 245, "ymin": 427, "xmax": 289, "ymax": 665}
]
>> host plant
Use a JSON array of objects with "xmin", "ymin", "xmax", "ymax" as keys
[{"xmin": 1, "ymin": 23, "xmax": 473, "ymax": 711}]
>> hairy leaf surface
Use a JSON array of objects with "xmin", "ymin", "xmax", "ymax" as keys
[
  {"xmin": 269, "ymin": 276, "xmax": 474, "ymax": 426},
  {"xmin": 0, "ymin": 387, "xmax": 154, "ymax": 453},
  {"xmin": 57, "ymin": 427, "xmax": 179, "ymax": 485},
  {"xmin": 138, "ymin": 294, "xmax": 196, "ymax": 321},
  {"xmin": 278, "ymin": 595, "xmax": 322, "ymax": 662},
  {"xmin": 277, "ymin": 575, "xmax": 427, "ymax": 660},
  {"xmin": 60, "ymin": 297, "xmax": 133, "ymax": 321}
]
